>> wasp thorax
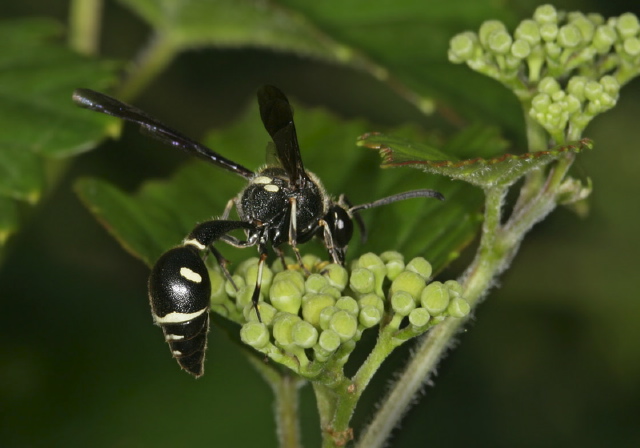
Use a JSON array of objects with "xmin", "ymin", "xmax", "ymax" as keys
[{"xmin": 238, "ymin": 168, "xmax": 326, "ymax": 234}]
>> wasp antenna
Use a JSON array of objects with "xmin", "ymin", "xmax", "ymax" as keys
[{"xmin": 349, "ymin": 189, "xmax": 444, "ymax": 213}]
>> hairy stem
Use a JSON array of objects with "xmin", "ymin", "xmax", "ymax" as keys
[
  {"xmin": 356, "ymin": 186, "xmax": 506, "ymax": 448},
  {"xmin": 246, "ymin": 356, "xmax": 303, "ymax": 448},
  {"xmin": 275, "ymin": 373, "xmax": 304, "ymax": 448}
]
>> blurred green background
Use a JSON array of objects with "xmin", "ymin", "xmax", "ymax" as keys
[{"xmin": 1, "ymin": 1, "xmax": 639, "ymax": 447}]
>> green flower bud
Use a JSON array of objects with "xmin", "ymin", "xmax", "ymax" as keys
[
  {"xmin": 302, "ymin": 293, "xmax": 336, "ymax": 327},
  {"xmin": 305, "ymin": 273, "xmax": 328, "ymax": 294},
  {"xmin": 358, "ymin": 253, "xmax": 387, "ymax": 295},
  {"xmin": 319, "ymin": 306, "xmax": 338, "ymax": 330},
  {"xmin": 515, "ymin": 19, "xmax": 541, "ymax": 45},
  {"xmin": 444, "ymin": 279, "xmax": 463, "ymax": 297},
  {"xmin": 382, "ymin": 250, "xmax": 405, "ymax": 280},
  {"xmin": 587, "ymin": 13, "xmax": 605, "ymax": 26},
  {"xmin": 385, "ymin": 259, "xmax": 405, "ymax": 281},
  {"xmin": 447, "ymin": 297, "xmax": 471, "ymax": 318},
  {"xmin": 539, "ymin": 22, "xmax": 558, "ymax": 42},
  {"xmin": 600, "ymin": 75, "xmax": 620, "ymax": 95},
  {"xmin": 616, "ymin": 13, "xmax": 640, "ymax": 38},
  {"xmin": 335, "ymin": 296, "xmax": 359, "ymax": 316},
  {"xmin": 329, "ymin": 310, "xmax": 358, "ymax": 342},
  {"xmin": 420, "ymin": 281, "xmax": 450, "ymax": 315},
  {"xmin": 357, "ymin": 293, "xmax": 385, "ymax": 315},
  {"xmin": 390, "ymin": 270, "xmax": 426, "ymax": 301},
  {"xmin": 350, "ymin": 267, "xmax": 375, "ymax": 294},
  {"xmin": 225, "ymin": 274, "xmax": 245, "ymax": 298},
  {"xmin": 318, "ymin": 329, "xmax": 341, "ymax": 352},
  {"xmin": 567, "ymin": 76, "xmax": 588, "ymax": 100},
  {"xmin": 558, "ymin": 24, "xmax": 583, "ymax": 48},
  {"xmin": 323, "ymin": 263, "xmax": 348, "ymax": 291},
  {"xmin": 511, "ymin": 39, "xmax": 531, "ymax": 59},
  {"xmin": 534, "ymin": 4, "xmax": 558, "ymax": 25},
  {"xmin": 235, "ymin": 257, "xmax": 258, "ymax": 277},
  {"xmin": 623, "ymin": 36, "xmax": 640, "ymax": 57},
  {"xmin": 570, "ymin": 13, "xmax": 595, "ymax": 42},
  {"xmin": 235, "ymin": 286, "xmax": 260, "ymax": 310},
  {"xmin": 584, "ymin": 80, "xmax": 603, "ymax": 101},
  {"xmin": 240, "ymin": 322, "xmax": 270, "ymax": 349},
  {"xmin": 209, "ymin": 269, "xmax": 228, "ymax": 305},
  {"xmin": 479, "ymin": 20, "xmax": 507, "ymax": 47},
  {"xmin": 270, "ymin": 256, "xmax": 295, "ymax": 273},
  {"xmin": 531, "ymin": 92, "xmax": 552, "ymax": 112},
  {"xmin": 301, "ymin": 253, "xmax": 322, "ymax": 271},
  {"xmin": 272, "ymin": 270, "xmax": 305, "ymax": 294},
  {"xmin": 272, "ymin": 313, "xmax": 301, "ymax": 347},
  {"xmin": 593, "ymin": 25, "xmax": 617, "ymax": 53},
  {"xmin": 292, "ymin": 320, "xmax": 319, "ymax": 348},
  {"xmin": 408, "ymin": 308, "xmax": 431, "ymax": 328},
  {"xmin": 565, "ymin": 94, "xmax": 582, "ymax": 114},
  {"xmin": 358, "ymin": 253, "xmax": 386, "ymax": 273},
  {"xmin": 269, "ymin": 280, "xmax": 303, "ymax": 314},
  {"xmin": 380, "ymin": 251, "xmax": 403, "ymax": 263},
  {"xmin": 405, "ymin": 257, "xmax": 433, "ymax": 280},
  {"xmin": 359, "ymin": 305, "xmax": 382, "ymax": 328},
  {"xmin": 320, "ymin": 285, "xmax": 342, "ymax": 299},
  {"xmin": 391, "ymin": 291, "xmax": 416, "ymax": 316},
  {"xmin": 488, "ymin": 29, "xmax": 513, "ymax": 54},
  {"xmin": 544, "ymin": 41, "xmax": 562, "ymax": 59},
  {"xmin": 551, "ymin": 90, "xmax": 566, "ymax": 102},
  {"xmin": 245, "ymin": 263, "xmax": 273, "ymax": 295},
  {"xmin": 244, "ymin": 302, "xmax": 277, "ymax": 324},
  {"xmin": 449, "ymin": 32, "xmax": 479, "ymax": 62}
]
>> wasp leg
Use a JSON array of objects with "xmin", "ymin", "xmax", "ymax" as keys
[
  {"xmin": 249, "ymin": 245, "xmax": 269, "ymax": 323},
  {"xmin": 288, "ymin": 197, "xmax": 310, "ymax": 274}
]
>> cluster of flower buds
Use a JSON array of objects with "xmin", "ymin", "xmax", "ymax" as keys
[
  {"xmin": 207, "ymin": 252, "xmax": 469, "ymax": 377},
  {"xmin": 448, "ymin": 4, "xmax": 640, "ymax": 140}
]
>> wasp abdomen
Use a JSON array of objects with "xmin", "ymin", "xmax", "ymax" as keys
[{"xmin": 149, "ymin": 246, "xmax": 211, "ymax": 377}]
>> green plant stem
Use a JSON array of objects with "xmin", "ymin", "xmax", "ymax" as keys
[
  {"xmin": 116, "ymin": 33, "xmax": 177, "ymax": 101},
  {"xmin": 245, "ymin": 356, "xmax": 303, "ymax": 448},
  {"xmin": 68, "ymin": 0, "xmax": 103, "ymax": 56},
  {"xmin": 328, "ymin": 327, "xmax": 396, "ymax": 445},
  {"xmin": 356, "ymin": 141, "xmax": 575, "ymax": 446},
  {"xmin": 313, "ymin": 382, "xmax": 337, "ymax": 433},
  {"xmin": 275, "ymin": 373, "xmax": 304, "ymax": 448},
  {"xmin": 514, "ymin": 105, "xmax": 551, "ymax": 213},
  {"xmin": 355, "ymin": 187, "xmax": 505, "ymax": 448}
]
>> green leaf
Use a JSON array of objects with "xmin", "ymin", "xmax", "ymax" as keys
[
  {"xmin": 359, "ymin": 133, "xmax": 593, "ymax": 189},
  {"xmin": 117, "ymin": 0, "xmax": 348, "ymax": 60},
  {"xmin": 277, "ymin": 0, "xmax": 522, "ymax": 126},
  {"xmin": 75, "ymin": 99, "xmax": 483, "ymax": 272},
  {"xmin": 116, "ymin": 0, "xmax": 522, "ymax": 130},
  {"xmin": 0, "ymin": 18, "xmax": 119, "ymax": 245}
]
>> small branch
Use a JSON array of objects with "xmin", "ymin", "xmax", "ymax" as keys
[{"xmin": 68, "ymin": 0, "xmax": 103, "ymax": 56}]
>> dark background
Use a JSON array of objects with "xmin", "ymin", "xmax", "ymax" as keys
[{"xmin": 1, "ymin": 1, "xmax": 639, "ymax": 447}]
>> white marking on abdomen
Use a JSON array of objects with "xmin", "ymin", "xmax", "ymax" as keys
[
  {"xmin": 153, "ymin": 307, "xmax": 207, "ymax": 324},
  {"xmin": 264, "ymin": 184, "xmax": 279, "ymax": 192},
  {"xmin": 165, "ymin": 334, "xmax": 185, "ymax": 341},
  {"xmin": 180, "ymin": 267, "xmax": 202, "ymax": 283}
]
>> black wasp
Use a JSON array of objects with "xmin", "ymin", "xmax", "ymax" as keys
[{"xmin": 73, "ymin": 85, "xmax": 443, "ymax": 377}]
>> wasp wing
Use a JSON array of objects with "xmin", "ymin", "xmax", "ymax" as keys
[{"xmin": 257, "ymin": 85, "xmax": 308, "ymax": 189}]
